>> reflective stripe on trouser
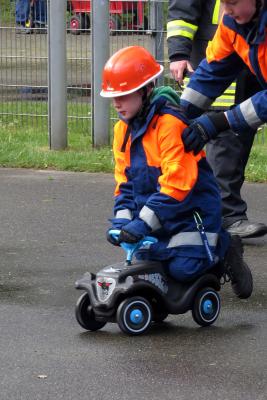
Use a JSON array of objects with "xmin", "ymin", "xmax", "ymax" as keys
[{"xmin": 167, "ymin": 231, "xmax": 218, "ymax": 248}]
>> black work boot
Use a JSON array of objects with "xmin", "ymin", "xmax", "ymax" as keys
[
  {"xmin": 224, "ymin": 235, "xmax": 253, "ymax": 299},
  {"xmin": 226, "ymin": 219, "xmax": 267, "ymax": 238}
]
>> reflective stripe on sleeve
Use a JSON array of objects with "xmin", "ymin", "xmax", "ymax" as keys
[
  {"xmin": 167, "ymin": 232, "xmax": 219, "ymax": 248},
  {"xmin": 139, "ymin": 206, "xmax": 162, "ymax": 231},
  {"xmin": 181, "ymin": 78, "xmax": 236, "ymax": 110},
  {"xmin": 181, "ymin": 87, "xmax": 213, "ymax": 110},
  {"xmin": 167, "ymin": 20, "xmax": 198, "ymax": 40},
  {"xmin": 239, "ymin": 98, "xmax": 262, "ymax": 128},
  {"xmin": 115, "ymin": 209, "xmax": 133, "ymax": 220}
]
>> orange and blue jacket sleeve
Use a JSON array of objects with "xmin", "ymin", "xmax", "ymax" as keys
[
  {"xmin": 180, "ymin": 21, "xmax": 244, "ymax": 117},
  {"xmin": 156, "ymin": 116, "xmax": 200, "ymax": 201},
  {"xmin": 112, "ymin": 122, "xmax": 135, "ymax": 214}
]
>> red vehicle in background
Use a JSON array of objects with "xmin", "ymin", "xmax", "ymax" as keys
[{"xmin": 68, "ymin": 0, "xmax": 148, "ymax": 34}]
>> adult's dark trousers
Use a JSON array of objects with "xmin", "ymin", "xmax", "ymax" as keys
[
  {"xmin": 206, "ymin": 67, "xmax": 261, "ymax": 228},
  {"xmin": 191, "ymin": 41, "xmax": 260, "ymax": 227},
  {"xmin": 206, "ymin": 127, "xmax": 255, "ymax": 227}
]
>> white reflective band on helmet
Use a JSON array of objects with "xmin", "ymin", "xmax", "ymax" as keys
[
  {"xmin": 139, "ymin": 206, "xmax": 162, "ymax": 231},
  {"xmin": 181, "ymin": 87, "xmax": 213, "ymax": 110},
  {"xmin": 167, "ymin": 231, "xmax": 218, "ymax": 248},
  {"xmin": 115, "ymin": 209, "xmax": 133, "ymax": 220},
  {"xmin": 100, "ymin": 65, "xmax": 164, "ymax": 98},
  {"xmin": 239, "ymin": 98, "xmax": 262, "ymax": 129}
]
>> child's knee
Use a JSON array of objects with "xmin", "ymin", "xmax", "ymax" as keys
[{"xmin": 168, "ymin": 257, "xmax": 208, "ymax": 282}]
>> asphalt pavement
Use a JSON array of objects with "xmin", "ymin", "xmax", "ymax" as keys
[{"xmin": 0, "ymin": 168, "xmax": 266, "ymax": 400}]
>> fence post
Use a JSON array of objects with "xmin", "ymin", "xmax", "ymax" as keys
[
  {"xmin": 150, "ymin": 0, "xmax": 164, "ymax": 86},
  {"xmin": 48, "ymin": 0, "xmax": 67, "ymax": 150},
  {"xmin": 91, "ymin": 0, "xmax": 110, "ymax": 147}
]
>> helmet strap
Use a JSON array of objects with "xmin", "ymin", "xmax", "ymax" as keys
[{"xmin": 139, "ymin": 83, "xmax": 155, "ymax": 117}]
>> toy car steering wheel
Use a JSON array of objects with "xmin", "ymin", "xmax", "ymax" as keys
[{"xmin": 109, "ymin": 229, "xmax": 158, "ymax": 265}]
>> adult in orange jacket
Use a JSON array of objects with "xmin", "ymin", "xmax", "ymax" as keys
[
  {"xmin": 181, "ymin": 0, "xmax": 267, "ymax": 240},
  {"xmin": 167, "ymin": 0, "xmax": 266, "ymax": 239}
]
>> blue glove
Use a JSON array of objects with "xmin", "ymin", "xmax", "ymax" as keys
[
  {"xmin": 118, "ymin": 218, "xmax": 152, "ymax": 244},
  {"xmin": 109, "ymin": 217, "xmax": 132, "ymax": 230},
  {"xmin": 182, "ymin": 112, "xmax": 229, "ymax": 155}
]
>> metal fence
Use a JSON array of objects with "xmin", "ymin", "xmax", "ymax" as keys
[
  {"xmin": 0, "ymin": 0, "xmax": 169, "ymax": 143},
  {"xmin": 0, "ymin": 0, "xmax": 265, "ymax": 146}
]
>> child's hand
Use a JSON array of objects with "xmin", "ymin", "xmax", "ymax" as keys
[
  {"xmin": 118, "ymin": 228, "xmax": 143, "ymax": 244},
  {"xmin": 118, "ymin": 218, "xmax": 152, "ymax": 243}
]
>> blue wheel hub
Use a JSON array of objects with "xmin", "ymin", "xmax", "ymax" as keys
[
  {"xmin": 130, "ymin": 309, "xmax": 143, "ymax": 324},
  {"xmin": 202, "ymin": 299, "xmax": 213, "ymax": 315}
]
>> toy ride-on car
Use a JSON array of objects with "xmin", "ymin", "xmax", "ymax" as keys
[{"xmin": 75, "ymin": 230, "xmax": 223, "ymax": 335}]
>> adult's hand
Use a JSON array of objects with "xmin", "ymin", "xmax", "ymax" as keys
[{"xmin": 170, "ymin": 60, "xmax": 194, "ymax": 85}]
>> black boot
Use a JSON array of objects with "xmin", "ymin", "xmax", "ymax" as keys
[{"xmin": 224, "ymin": 235, "xmax": 253, "ymax": 299}]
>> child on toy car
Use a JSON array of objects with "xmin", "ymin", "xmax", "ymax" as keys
[{"xmin": 100, "ymin": 46, "xmax": 253, "ymax": 299}]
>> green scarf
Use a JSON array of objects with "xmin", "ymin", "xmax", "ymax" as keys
[{"xmin": 151, "ymin": 86, "xmax": 181, "ymax": 106}]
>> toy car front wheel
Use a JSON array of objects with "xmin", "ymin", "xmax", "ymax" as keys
[
  {"xmin": 75, "ymin": 292, "xmax": 106, "ymax": 331},
  {"xmin": 192, "ymin": 288, "xmax": 221, "ymax": 327},
  {"xmin": 117, "ymin": 297, "xmax": 152, "ymax": 335}
]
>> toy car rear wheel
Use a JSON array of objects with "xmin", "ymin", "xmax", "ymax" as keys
[
  {"xmin": 117, "ymin": 296, "xmax": 152, "ymax": 335},
  {"xmin": 75, "ymin": 292, "xmax": 106, "ymax": 331},
  {"xmin": 192, "ymin": 288, "xmax": 221, "ymax": 327}
]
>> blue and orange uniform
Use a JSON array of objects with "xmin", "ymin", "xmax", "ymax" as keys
[{"xmin": 111, "ymin": 87, "xmax": 229, "ymax": 281}]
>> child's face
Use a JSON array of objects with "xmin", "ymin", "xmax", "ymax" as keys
[
  {"xmin": 221, "ymin": 0, "xmax": 257, "ymax": 24},
  {"xmin": 112, "ymin": 90, "xmax": 143, "ymax": 120}
]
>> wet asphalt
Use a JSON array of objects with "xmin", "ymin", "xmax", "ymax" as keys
[{"xmin": 0, "ymin": 168, "xmax": 266, "ymax": 400}]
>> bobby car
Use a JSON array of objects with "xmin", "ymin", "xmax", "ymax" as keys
[{"xmin": 74, "ymin": 230, "xmax": 228, "ymax": 335}]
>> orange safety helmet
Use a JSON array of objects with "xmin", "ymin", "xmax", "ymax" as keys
[{"xmin": 100, "ymin": 46, "xmax": 164, "ymax": 98}]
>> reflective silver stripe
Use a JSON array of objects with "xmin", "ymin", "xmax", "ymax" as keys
[
  {"xmin": 239, "ymin": 98, "xmax": 262, "ymax": 129},
  {"xmin": 167, "ymin": 232, "xmax": 218, "ymax": 248},
  {"xmin": 139, "ymin": 206, "xmax": 162, "ymax": 231},
  {"xmin": 181, "ymin": 79, "xmax": 236, "ymax": 109},
  {"xmin": 115, "ymin": 209, "xmax": 132, "ymax": 220},
  {"xmin": 181, "ymin": 87, "xmax": 213, "ymax": 110}
]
